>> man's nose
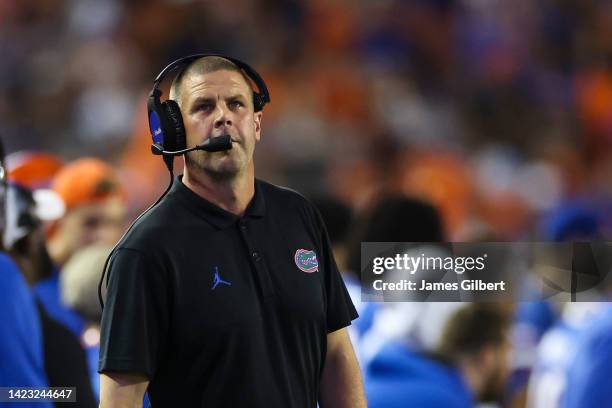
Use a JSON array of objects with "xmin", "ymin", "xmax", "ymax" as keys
[{"xmin": 213, "ymin": 104, "xmax": 232, "ymax": 128}]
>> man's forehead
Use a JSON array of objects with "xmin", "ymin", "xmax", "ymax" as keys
[{"xmin": 182, "ymin": 70, "xmax": 252, "ymax": 97}]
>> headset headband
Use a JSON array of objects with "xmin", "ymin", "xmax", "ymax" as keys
[{"xmin": 150, "ymin": 53, "xmax": 270, "ymax": 110}]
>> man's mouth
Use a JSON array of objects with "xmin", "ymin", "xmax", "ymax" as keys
[{"xmin": 207, "ymin": 134, "xmax": 238, "ymax": 144}]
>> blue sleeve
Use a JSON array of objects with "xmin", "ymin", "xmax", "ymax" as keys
[
  {"xmin": 564, "ymin": 314, "xmax": 612, "ymax": 408},
  {"xmin": 34, "ymin": 269, "xmax": 85, "ymax": 337},
  {"xmin": 0, "ymin": 253, "xmax": 53, "ymax": 408}
]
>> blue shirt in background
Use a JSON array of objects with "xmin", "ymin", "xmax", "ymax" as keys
[
  {"xmin": 0, "ymin": 253, "xmax": 53, "ymax": 408},
  {"xmin": 528, "ymin": 303, "xmax": 603, "ymax": 408},
  {"xmin": 366, "ymin": 341, "xmax": 473, "ymax": 408},
  {"xmin": 563, "ymin": 305, "xmax": 612, "ymax": 408},
  {"xmin": 34, "ymin": 269, "xmax": 85, "ymax": 337}
]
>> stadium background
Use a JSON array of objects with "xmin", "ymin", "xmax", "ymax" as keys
[
  {"xmin": 2, "ymin": 0, "xmax": 612, "ymax": 407},
  {"xmin": 2, "ymin": 0, "xmax": 611, "ymax": 238}
]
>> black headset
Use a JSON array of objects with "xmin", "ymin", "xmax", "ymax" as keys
[
  {"xmin": 99, "ymin": 54, "xmax": 270, "ymax": 310},
  {"xmin": 147, "ymin": 53, "xmax": 271, "ymax": 158}
]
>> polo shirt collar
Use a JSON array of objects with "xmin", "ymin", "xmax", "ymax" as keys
[{"xmin": 170, "ymin": 176, "xmax": 266, "ymax": 229}]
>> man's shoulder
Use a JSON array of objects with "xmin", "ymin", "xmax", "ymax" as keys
[
  {"xmin": 116, "ymin": 196, "xmax": 180, "ymax": 252},
  {"xmin": 257, "ymin": 179, "xmax": 313, "ymax": 211}
]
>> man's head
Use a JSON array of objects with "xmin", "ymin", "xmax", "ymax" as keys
[
  {"xmin": 435, "ymin": 304, "xmax": 512, "ymax": 403},
  {"xmin": 4, "ymin": 183, "xmax": 56, "ymax": 284},
  {"xmin": 347, "ymin": 195, "xmax": 444, "ymax": 278},
  {"xmin": 169, "ymin": 56, "xmax": 263, "ymax": 179},
  {"xmin": 48, "ymin": 158, "xmax": 126, "ymax": 265}
]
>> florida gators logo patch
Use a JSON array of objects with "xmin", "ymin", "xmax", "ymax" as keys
[{"xmin": 294, "ymin": 249, "xmax": 319, "ymax": 273}]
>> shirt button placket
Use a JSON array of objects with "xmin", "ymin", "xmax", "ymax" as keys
[{"xmin": 238, "ymin": 219, "xmax": 274, "ymax": 298}]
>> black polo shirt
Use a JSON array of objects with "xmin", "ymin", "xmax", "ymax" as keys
[{"xmin": 98, "ymin": 177, "xmax": 357, "ymax": 407}]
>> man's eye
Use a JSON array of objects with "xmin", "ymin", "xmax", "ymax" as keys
[
  {"xmin": 197, "ymin": 103, "xmax": 213, "ymax": 111},
  {"xmin": 229, "ymin": 101, "xmax": 243, "ymax": 108}
]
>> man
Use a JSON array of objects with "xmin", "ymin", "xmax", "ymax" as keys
[
  {"xmin": 99, "ymin": 56, "xmax": 365, "ymax": 407},
  {"xmin": 61, "ymin": 243, "xmax": 115, "ymax": 399},
  {"xmin": 524, "ymin": 202, "xmax": 605, "ymax": 408},
  {"xmin": 0, "ymin": 137, "xmax": 53, "ymax": 408},
  {"xmin": 351, "ymin": 195, "xmax": 448, "ymax": 368},
  {"xmin": 366, "ymin": 303, "xmax": 510, "ymax": 408},
  {"xmin": 47, "ymin": 158, "xmax": 126, "ymax": 267},
  {"xmin": 366, "ymin": 304, "xmax": 512, "ymax": 408},
  {"xmin": 4, "ymin": 182, "xmax": 57, "ymax": 285},
  {"xmin": 562, "ymin": 305, "xmax": 612, "ymax": 408},
  {"xmin": 35, "ymin": 157, "xmax": 126, "ymax": 336},
  {"xmin": 4, "ymin": 182, "xmax": 97, "ymax": 407},
  {"xmin": 527, "ymin": 302, "xmax": 603, "ymax": 408}
]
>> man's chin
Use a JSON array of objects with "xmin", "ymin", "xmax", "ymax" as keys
[
  {"xmin": 194, "ymin": 162, "xmax": 242, "ymax": 180},
  {"xmin": 206, "ymin": 166, "xmax": 241, "ymax": 180},
  {"xmin": 185, "ymin": 153, "xmax": 247, "ymax": 179}
]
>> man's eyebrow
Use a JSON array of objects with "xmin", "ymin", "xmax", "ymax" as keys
[
  {"xmin": 188, "ymin": 96, "xmax": 215, "ymax": 112},
  {"xmin": 189, "ymin": 93, "xmax": 247, "ymax": 107},
  {"xmin": 191, "ymin": 95, "xmax": 215, "ymax": 105},
  {"xmin": 225, "ymin": 93, "xmax": 248, "ymax": 101}
]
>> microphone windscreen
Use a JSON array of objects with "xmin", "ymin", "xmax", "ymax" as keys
[{"xmin": 200, "ymin": 135, "xmax": 232, "ymax": 152}]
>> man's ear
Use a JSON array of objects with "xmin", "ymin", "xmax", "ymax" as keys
[{"xmin": 254, "ymin": 111, "xmax": 263, "ymax": 142}]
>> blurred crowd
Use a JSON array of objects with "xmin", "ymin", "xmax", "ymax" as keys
[
  {"xmin": 2, "ymin": 0, "xmax": 612, "ymax": 407},
  {"xmin": 2, "ymin": 0, "xmax": 612, "ymax": 239}
]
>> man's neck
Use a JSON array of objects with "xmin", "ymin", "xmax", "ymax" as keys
[{"xmin": 182, "ymin": 166, "xmax": 255, "ymax": 216}]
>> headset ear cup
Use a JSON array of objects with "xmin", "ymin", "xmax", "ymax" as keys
[
  {"xmin": 253, "ymin": 92, "xmax": 263, "ymax": 112},
  {"xmin": 162, "ymin": 100, "xmax": 186, "ymax": 151}
]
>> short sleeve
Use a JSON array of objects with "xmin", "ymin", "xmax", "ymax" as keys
[
  {"xmin": 98, "ymin": 248, "xmax": 169, "ymax": 378},
  {"xmin": 311, "ymin": 205, "xmax": 358, "ymax": 333}
]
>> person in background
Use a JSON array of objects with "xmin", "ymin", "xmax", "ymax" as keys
[
  {"xmin": 311, "ymin": 197, "xmax": 374, "ymax": 350},
  {"xmin": 311, "ymin": 197, "xmax": 353, "ymax": 275},
  {"xmin": 4, "ymin": 181, "xmax": 97, "ymax": 407},
  {"xmin": 526, "ymin": 201, "xmax": 612, "ymax": 408},
  {"xmin": 350, "ymin": 195, "xmax": 447, "ymax": 367},
  {"xmin": 4, "ymin": 183, "xmax": 59, "ymax": 285},
  {"xmin": 46, "ymin": 157, "xmax": 126, "ymax": 267},
  {"xmin": 0, "ymin": 137, "xmax": 53, "ymax": 408},
  {"xmin": 562, "ymin": 304, "xmax": 612, "ymax": 408},
  {"xmin": 36, "ymin": 157, "xmax": 126, "ymax": 337},
  {"xmin": 60, "ymin": 243, "xmax": 114, "ymax": 399},
  {"xmin": 366, "ymin": 304, "xmax": 513, "ymax": 408}
]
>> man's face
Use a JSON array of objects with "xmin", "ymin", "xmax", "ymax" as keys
[
  {"xmin": 55, "ymin": 197, "xmax": 126, "ymax": 258},
  {"xmin": 179, "ymin": 69, "xmax": 262, "ymax": 178}
]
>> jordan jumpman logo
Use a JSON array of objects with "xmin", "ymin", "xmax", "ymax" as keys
[{"xmin": 211, "ymin": 266, "xmax": 232, "ymax": 290}]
